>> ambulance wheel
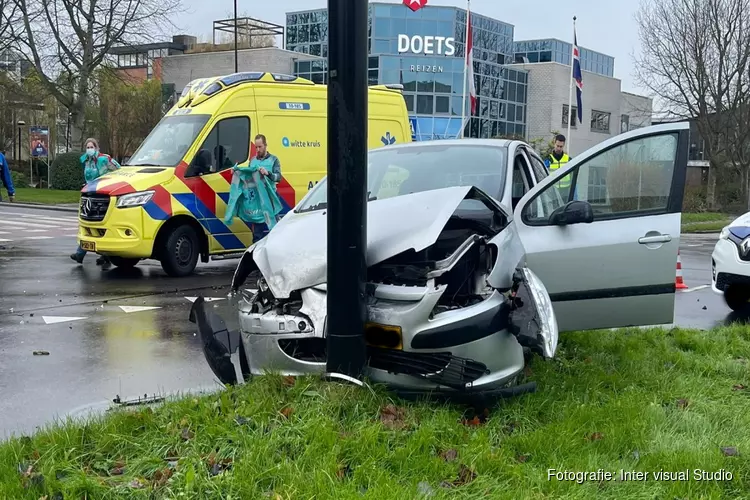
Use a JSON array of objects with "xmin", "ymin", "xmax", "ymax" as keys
[
  {"xmin": 161, "ymin": 225, "xmax": 199, "ymax": 277},
  {"xmin": 109, "ymin": 257, "xmax": 139, "ymax": 269}
]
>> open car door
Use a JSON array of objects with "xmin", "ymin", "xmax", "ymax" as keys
[{"xmin": 513, "ymin": 122, "xmax": 689, "ymax": 332}]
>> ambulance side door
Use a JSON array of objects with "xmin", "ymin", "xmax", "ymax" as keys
[{"xmin": 185, "ymin": 113, "xmax": 255, "ymax": 253}]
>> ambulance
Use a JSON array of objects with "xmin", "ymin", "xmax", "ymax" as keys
[{"xmin": 77, "ymin": 72, "xmax": 412, "ymax": 277}]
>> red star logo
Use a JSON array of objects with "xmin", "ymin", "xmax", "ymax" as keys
[{"xmin": 404, "ymin": 0, "xmax": 428, "ymax": 12}]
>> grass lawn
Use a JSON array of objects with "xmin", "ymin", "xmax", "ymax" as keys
[
  {"xmin": 1, "ymin": 325, "xmax": 749, "ymax": 499},
  {"xmin": 9, "ymin": 188, "xmax": 81, "ymax": 205},
  {"xmin": 682, "ymin": 212, "xmax": 736, "ymax": 234}
]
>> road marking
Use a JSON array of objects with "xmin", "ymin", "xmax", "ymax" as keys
[
  {"xmin": 26, "ymin": 229, "xmax": 48, "ymax": 233},
  {"xmin": 0, "ymin": 231, "xmax": 8, "ymax": 235},
  {"xmin": 0, "ymin": 238, "xmax": 12, "ymax": 242},
  {"xmin": 43, "ymin": 316, "xmax": 87, "ymax": 325},
  {"xmin": 119, "ymin": 305, "xmax": 162, "ymax": 313},
  {"xmin": 185, "ymin": 297, "xmax": 226, "ymax": 303},
  {"xmin": 24, "ymin": 236, "xmax": 54, "ymax": 240},
  {"xmin": 682, "ymin": 285, "xmax": 711, "ymax": 293},
  {"xmin": 0, "ymin": 220, "xmax": 58, "ymax": 229},
  {"xmin": 0, "ymin": 211, "xmax": 78, "ymax": 222},
  {"xmin": 20, "ymin": 214, "xmax": 79, "ymax": 223}
]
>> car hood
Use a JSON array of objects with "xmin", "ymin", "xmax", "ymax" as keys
[
  {"xmin": 81, "ymin": 166, "xmax": 176, "ymax": 196},
  {"xmin": 728, "ymin": 212, "xmax": 750, "ymax": 239},
  {"xmin": 248, "ymin": 185, "xmax": 481, "ymax": 298}
]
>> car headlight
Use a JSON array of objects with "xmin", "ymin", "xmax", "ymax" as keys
[
  {"xmin": 117, "ymin": 190, "xmax": 155, "ymax": 208},
  {"xmin": 522, "ymin": 267, "xmax": 559, "ymax": 359},
  {"xmin": 719, "ymin": 226, "xmax": 730, "ymax": 240}
]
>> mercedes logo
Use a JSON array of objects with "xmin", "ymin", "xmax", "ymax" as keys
[
  {"xmin": 81, "ymin": 197, "xmax": 92, "ymax": 217},
  {"xmin": 741, "ymin": 237, "xmax": 750, "ymax": 257}
]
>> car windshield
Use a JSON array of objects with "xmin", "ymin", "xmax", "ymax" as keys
[
  {"xmin": 297, "ymin": 143, "xmax": 508, "ymax": 213},
  {"xmin": 125, "ymin": 114, "xmax": 211, "ymax": 167}
]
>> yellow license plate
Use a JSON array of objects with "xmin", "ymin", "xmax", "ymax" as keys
[{"xmin": 80, "ymin": 241, "xmax": 96, "ymax": 252}]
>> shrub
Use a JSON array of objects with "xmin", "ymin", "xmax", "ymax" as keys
[
  {"xmin": 50, "ymin": 152, "xmax": 84, "ymax": 191},
  {"xmin": 683, "ymin": 185, "xmax": 708, "ymax": 213},
  {"xmin": 10, "ymin": 170, "xmax": 28, "ymax": 189}
]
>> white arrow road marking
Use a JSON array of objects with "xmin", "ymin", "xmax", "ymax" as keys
[
  {"xmin": 681, "ymin": 285, "xmax": 711, "ymax": 293},
  {"xmin": 118, "ymin": 305, "xmax": 162, "ymax": 313},
  {"xmin": 43, "ymin": 316, "xmax": 87, "ymax": 325},
  {"xmin": 185, "ymin": 297, "xmax": 226, "ymax": 303}
]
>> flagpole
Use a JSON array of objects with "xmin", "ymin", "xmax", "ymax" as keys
[
  {"xmin": 566, "ymin": 16, "xmax": 576, "ymax": 153},
  {"xmin": 460, "ymin": 0, "xmax": 470, "ymax": 138}
]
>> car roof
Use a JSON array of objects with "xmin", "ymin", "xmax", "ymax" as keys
[{"xmin": 373, "ymin": 138, "xmax": 522, "ymax": 152}]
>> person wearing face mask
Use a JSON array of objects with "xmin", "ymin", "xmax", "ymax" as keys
[{"xmin": 70, "ymin": 138, "xmax": 121, "ymax": 265}]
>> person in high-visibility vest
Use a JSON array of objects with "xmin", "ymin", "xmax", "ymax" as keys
[{"xmin": 544, "ymin": 134, "xmax": 573, "ymax": 199}]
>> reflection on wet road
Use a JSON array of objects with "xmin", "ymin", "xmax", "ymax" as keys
[
  {"xmin": 0, "ymin": 206, "xmax": 241, "ymax": 437},
  {"xmin": 0, "ymin": 207, "xmax": 746, "ymax": 438}
]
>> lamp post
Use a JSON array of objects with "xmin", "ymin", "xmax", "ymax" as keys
[
  {"xmin": 17, "ymin": 120, "xmax": 25, "ymax": 163},
  {"xmin": 233, "ymin": 0, "xmax": 238, "ymax": 73},
  {"xmin": 325, "ymin": 0, "xmax": 368, "ymax": 379}
]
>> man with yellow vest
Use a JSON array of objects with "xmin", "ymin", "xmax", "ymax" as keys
[{"xmin": 544, "ymin": 134, "xmax": 572, "ymax": 199}]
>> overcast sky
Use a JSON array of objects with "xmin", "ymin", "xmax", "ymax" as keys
[{"xmin": 178, "ymin": 0, "xmax": 644, "ymax": 94}]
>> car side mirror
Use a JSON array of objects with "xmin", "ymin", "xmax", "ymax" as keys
[{"xmin": 549, "ymin": 200, "xmax": 594, "ymax": 226}]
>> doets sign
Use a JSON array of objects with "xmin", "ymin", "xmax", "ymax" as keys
[
  {"xmin": 398, "ymin": 35, "xmax": 456, "ymax": 56},
  {"xmin": 404, "ymin": 0, "xmax": 428, "ymax": 12}
]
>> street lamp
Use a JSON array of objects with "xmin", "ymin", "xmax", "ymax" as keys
[{"xmin": 17, "ymin": 120, "xmax": 25, "ymax": 163}]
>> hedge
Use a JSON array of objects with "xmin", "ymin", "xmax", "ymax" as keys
[{"xmin": 50, "ymin": 152, "xmax": 84, "ymax": 191}]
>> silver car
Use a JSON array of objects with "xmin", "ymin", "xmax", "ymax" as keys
[{"xmin": 192, "ymin": 122, "xmax": 690, "ymax": 398}]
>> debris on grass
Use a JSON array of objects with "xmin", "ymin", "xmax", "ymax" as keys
[
  {"xmin": 280, "ymin": 406, "xmax": 294, "ymax": 419},
  {"xmin": 439, "ymin": 449, "xmax": 458, "ymax": 462},
  {"xmin": 676, "ymin": 398, "xmax": 690, "ymax": 409},
  {"xmin": 379, "ymin": 404, "xmax": 408, "ymax": 430},
  {"xmin": 180, "ymin": 428, "xmax": 194, "ymax": 441},
  {"xmin": 461, "ymin": 408, "xmax": 489, "ymax": 427},
  {"xmin": 720, "ymin": 446, "xmax": 739, "ymax": 457},
  {"xmin": 588, "ymin": 432, "xmax": 604, "ymax": 442}
]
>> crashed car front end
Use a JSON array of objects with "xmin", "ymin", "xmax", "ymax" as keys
[{"xmin": 193, "ymin": 186, "xmax": 558, "ymax": 396}]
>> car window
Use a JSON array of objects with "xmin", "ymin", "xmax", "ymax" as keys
[
  {"xmin": 528, "ymin": 151, "xmax": 548, "ymax": 182},
  {"xmin": 297, "ymin": 144, "xmax": 508, "ymax": 213},
  {"xmin": 190, "ymin": 116, "xmax": 250, "ymax": 176},
  {"xmin": 522, "ymin": 133, "xmax": 679, "ymax": 224}
]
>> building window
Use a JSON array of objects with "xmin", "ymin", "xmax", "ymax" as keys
[
  {"xmin": 591, "ymin": 110, "xmax": 611, "ymax": 133},
  {"xmin": 620, "ymin": 114, "xmax": 630, "ymax": 134},
  {"xmin": 562, "ymin": 105, "xmax": 577, "ymax": 127}
]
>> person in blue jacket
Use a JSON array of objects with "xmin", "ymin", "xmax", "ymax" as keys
[
  {"xmin": 0, "ymin": 149, "xmax": 15, "ymax": 203},
  {"xmin": 70, "ymin": 138, "xmax": 120, "ymax": 265}
]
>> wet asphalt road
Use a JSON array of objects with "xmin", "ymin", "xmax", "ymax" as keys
[{"xmin": 0, "ymin": 204, "xmax": 745, "ymax": 438}]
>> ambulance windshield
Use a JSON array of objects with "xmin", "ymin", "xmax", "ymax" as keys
[{"xmin": 126, "ymin": 114, "xmax": 211, "ymax": 167}]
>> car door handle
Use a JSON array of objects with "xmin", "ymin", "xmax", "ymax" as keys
[{"xmin": 638, "ymin": 234, "xmax": 672, "ymax": 244}]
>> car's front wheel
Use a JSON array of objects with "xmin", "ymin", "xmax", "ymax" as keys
[
  {"xmin": 724, "ymin": 285, "xmax": 750, "ymax": 312},
  {"xmin": 160, "ymin": 225, "xmax": 199, "ymax": 277}
]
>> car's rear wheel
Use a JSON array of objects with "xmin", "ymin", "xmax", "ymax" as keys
[
  {"xmin": 160, "ymin": 225, "xmax": 199, "ymax": 277},
  {"xmin": 109, "ymin": 257, "xmax": 140, "ymax": 269},
  {"xmin": 724, "ymin": 285, "xmax": 750, "ymax": 312}
]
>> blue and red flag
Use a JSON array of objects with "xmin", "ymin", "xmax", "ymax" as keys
[{"xmin": 572, "ymin": 31, "xmax": 583, "ymax": 123}]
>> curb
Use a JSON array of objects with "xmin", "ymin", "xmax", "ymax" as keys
[{"xmin": 0, "ymin": 201, "xmax": 79, "ymax": 213}]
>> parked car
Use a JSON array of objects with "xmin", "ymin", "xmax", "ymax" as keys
[
  {"xmin": 712, "ymin": 212, "xmax": 750, "ymax": 311},
  {"xmin": 191, "ymin": 122, "xmax": 690, "ymax": 398}
]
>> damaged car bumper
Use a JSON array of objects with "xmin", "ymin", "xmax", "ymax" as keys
[{"xmin": 191, "ymin": 188, "xmax": 558, "ymax": 398}]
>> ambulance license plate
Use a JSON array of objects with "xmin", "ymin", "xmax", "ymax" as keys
[{"xmin": 80, "ymin": 241, "xmax": 96, "ymax": 251}]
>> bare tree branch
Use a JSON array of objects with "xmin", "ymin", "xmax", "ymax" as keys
[
  {"xmin": 5, "ymin": 0, "xmax": 183, "ymax": 146},
  {"xmin": 633, "ymin": 0, "xmax": 750, "ymax": 209}
]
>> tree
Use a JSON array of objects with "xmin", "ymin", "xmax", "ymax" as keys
[
  {"xmin": 2, "ymin": 0, "xmax": 182, "ymax": 149},
  {"xmin": 633, "ymin": 0, "xmax": 750, "ymax": 209},
  {"xmin": 95, "ymin": 69, "xmax": 163, "ymax": 161}
]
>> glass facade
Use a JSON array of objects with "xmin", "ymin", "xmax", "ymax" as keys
[
  {"xmin": 286, "ymin": 3, "xmax": 527, "ymax": 140},
  {"xmin": 513, "ymin": 38, "xmax": 614, "ymax": 77}
]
